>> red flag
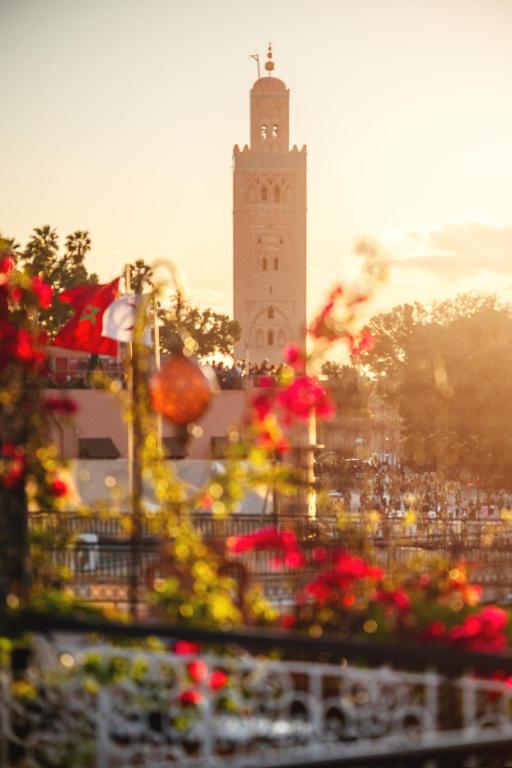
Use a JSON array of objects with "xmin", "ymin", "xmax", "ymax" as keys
[{"xmin": 53, "ymin": 279, "xmax": 120, "ymax": 356}]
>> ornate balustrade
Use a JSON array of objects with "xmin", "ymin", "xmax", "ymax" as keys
[{"xmin": 3, "ymin": 618, "xmax": 512, "ymax": 767}]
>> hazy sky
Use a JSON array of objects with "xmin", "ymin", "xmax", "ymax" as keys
[{"xmin": 1, "ymin": 0, "xmax": 511, "ymax": 318}]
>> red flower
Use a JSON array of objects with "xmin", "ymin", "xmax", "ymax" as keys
[
  {"xmin": 8, "ymin": 285, "xmax": 23, "ymax": 302},
  {"xmin": 281, "ymin": 614, "xmax": 296, "ymax": 629},
  {"xmin": 304, "ymin": 580, "xmax": 332, "ymax": 604},
  {"xmin": 227, "ymin": 527, "xmax": 298, "ymax": 554},
  {"xmin": 422, "ymin": 621, "xmax": 446, "ymax": 640},
  {"xmin": 174, "ymin": 641, "xmax": 202, "ymax": 655},
  {"xmin": 187, "ymin": 660, "xmax": 208, "ymax": 683},
  {"xmin": 283, "ymin": 549, "xmax": 305, "ymax": 569},
  {"xmin": 0, "ymin": 256, "xmax": 14, "ymax": 275},
  {"xmin": 2, "ymin": 457, "xmax": 25, "ymax": 487},
  {"xmin": 271, "ymin": 548, "xmax": 305, "ymax": 570},
  {"xmin": 308, "ymin": 286, "xmax": 344, "ymax": 341},
  {"xmin": 335, "ymin": 551, "xmax": 382, "ymax": 582},
  {"xmin": 209, "ymin": 670, "xmax": 228, "ymax": 690},
  {"xmin": 254, "ymin": 428, "xmax": 290, "ymax": 454},
  {"xmin": 277, "ymin": 376, "xmax": 335, "ymax": 423},
  {"xmin": 50, "ymin": 478, "xmax": 68, "ymax": 498},
  {"xmin": 179, "ymin": 689, "xmax": 202, "ymax": 706},
  {"xmin": 312, "ymin": 547, "xmax": 328, "ymax": 563},
  {"xmin": 251, "ymin": 391, "xmax": 274, "ymax": 422},
  {"xmin": 10, "ymin": 328, "xmax": 46, "ymax": 367},
  {"xmin": 375, "ymin": 588, "xmax": 411, "ymax": 613},
  {"xmin": 256, "ymin": 375, "xmax": 275, "ymax": 389},
  {"xmin": 31, "ymin": 276, "xmax": 52, "ymax": 309},
  {"xmin": 283, "ymin": 344, "xmax": 306, "ymax": 372},
  {"xmin": 449, "ymin": 606, "xmax": 508, "ymax": 653}
]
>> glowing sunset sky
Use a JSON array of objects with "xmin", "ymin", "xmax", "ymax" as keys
[{"xmin": 1, "ymin": 0, "xmax": 511, "ymax": 319}]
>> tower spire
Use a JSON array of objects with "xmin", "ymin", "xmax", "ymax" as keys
[{"xmin": 265, "ymin": 42, "xmax": 275, "ymax": 75}]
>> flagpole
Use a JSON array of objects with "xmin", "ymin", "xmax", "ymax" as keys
[
  {"xmin": 124, "ymin": 264, "xmax": 140, "ymax": 618},
  {"xmin": 125, "ymin": 265, "xmax": 134, "ymax": 504},
  {"xmin": 152, "ymin": 284, "xmax": 163, "ymax": 451}
]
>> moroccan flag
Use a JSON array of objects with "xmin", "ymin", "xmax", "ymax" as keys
[{"xmin": 53, "ymin": 278, "xmax": 120, "ymax": 356}]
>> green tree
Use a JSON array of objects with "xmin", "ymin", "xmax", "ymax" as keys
[
  {"xmin": 160, "ymin": 291, "xmax": 241, "ymax": 359},
  {"xmin": 125, "ymin": 260, "xmax": 241, "ymax": 359},
  {"xmin": 321, "ymin": 362, "xmax": 372, "ymax": 417},
  {"xmin": 128, "ymin": 259, "xmax": 153, "ymax": 294},
  {"xmin": 20, "ymin": 226, "xmax": 98, "ymax": 336},
  {"xmin": 366, "ymin": 294, "xmax": 512, "ymax": 485}
]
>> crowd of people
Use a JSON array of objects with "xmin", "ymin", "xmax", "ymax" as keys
[
  {"xmin": 321, "ymin": 458, "xmax": 512, "ymax": 521},
  {"xmin": 42, "ymin": 357, "xmax": 284, "ymax": 391},
  {"xmin": 211, "ymin": 359, "xmax": 284, "ymax": 390}
]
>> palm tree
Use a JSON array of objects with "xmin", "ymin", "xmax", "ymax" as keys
[{"xmin": 65, "ymin": 230, "xmax": 92, "ymax": 266}]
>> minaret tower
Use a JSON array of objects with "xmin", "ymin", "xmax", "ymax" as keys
[{"xmin": 233, "ymin": 45, "xmax": 307, "ymax": 365}]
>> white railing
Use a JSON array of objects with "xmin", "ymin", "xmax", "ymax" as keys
[{"xmin": 3, "ymin": 639, "xmax": 512, "ymax": 767}]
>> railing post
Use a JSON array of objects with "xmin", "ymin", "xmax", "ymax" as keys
[{"xmin": 95, "ymin": 687, "xmax": 110, "ymax": 768}]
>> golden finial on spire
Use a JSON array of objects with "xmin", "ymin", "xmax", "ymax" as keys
[{"xmin": 265, "ymin": 42, "xmax": 275, "ymax": 74}]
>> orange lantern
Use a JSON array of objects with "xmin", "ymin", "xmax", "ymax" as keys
[{"xmin": 150, "ymin": 352, "xmax": 213, "ymax": 425}]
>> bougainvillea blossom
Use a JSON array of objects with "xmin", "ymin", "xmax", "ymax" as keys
[{"xmin": 277, "ymin": 376, "xmax": 335, "ymax": 423}]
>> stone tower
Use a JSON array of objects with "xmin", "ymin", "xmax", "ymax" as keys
[{"xmin": 233, "ymin": 45, "xmax": 307, "ymax": 365}]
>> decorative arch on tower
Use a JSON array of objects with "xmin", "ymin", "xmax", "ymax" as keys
[
  {"xmin": 245, "ymin": 175, "xmax": 294, "ymax": 205},
  {"xmin": 249, "ymin": 305, "xmax": 292, "ymax": 350}
]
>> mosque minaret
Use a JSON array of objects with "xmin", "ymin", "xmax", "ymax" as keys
[{"xmin": 233, "ymin": 45, "xmax": 307, "ymax": 364}]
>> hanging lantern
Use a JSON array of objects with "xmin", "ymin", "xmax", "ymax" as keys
[{"xmin": 150, "ymin": 352, "xmax": 214, "ymax": 425}]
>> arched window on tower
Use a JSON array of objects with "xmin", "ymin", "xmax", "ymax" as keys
[
  {"xmin": 256, "ymin": 330, "xmax": 263, "ymax": 347},
  {"xmin": 261, "ymin": 125, "xmax": 267, "ymax": 140},
  {"xmin": 268, "ymin": 306, "xmax": 274, "ymax": 319},
  {"xmin": 274, "ymin": 187, "xmax": 281, "ymax": 203},
  {"xmin": 272, "ymin": 125, "xmax": 278, "ymax": 138},
  {"xmin": 273, "ymin": 257, "xmax": 279, "ymax": 270},
  {"xmin": 268, "ymin": 330, "xmax": 274, "ymax": 346},
  {"xmin": 261, "ymin": 187, "xmax": 268, "ymax": 202},
  {"xmin": 262, "ymin": 257, "xmax": 267, "ymax": 271}
]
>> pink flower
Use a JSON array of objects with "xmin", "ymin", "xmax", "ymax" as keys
[
  {"xmin": 277, "ymin": 376, "xmax": 335, "ymax": 423},
  {"xmin": 283, "ymin": 344, "xmax": 306, "ymax": 372},
  {"xmin": 308, "ymin": 286, "xmax": 344, "ymax": 341}
]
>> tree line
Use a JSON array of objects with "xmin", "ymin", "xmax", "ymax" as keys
[
  {"xmin": 3, "ymin": 226, "xmax": 240, "ymax": 359},
  {"xmin": 365, "ymin": 294, "xmax": 512, "ymax": 487}
]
